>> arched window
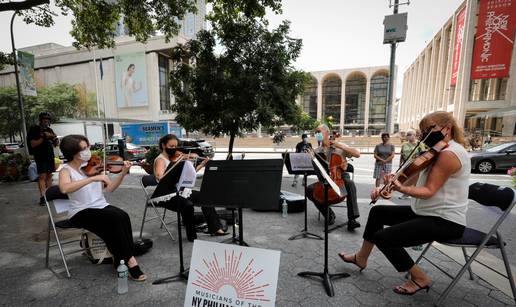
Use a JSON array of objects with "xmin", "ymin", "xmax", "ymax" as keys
[
  {"xmin": 369, "ymin": 71, "xmax": 389, "ymax": 125},
  {"xmin": 322, "ymin": 75, "xmax": 342, "ymax": 123},
  {"xmin": 345, "ymin": 73, "xmax": 367, "ymax": 126},
  {"xmin": 302, "ymin": 77, "xmax": 318, "ymax": 119}
]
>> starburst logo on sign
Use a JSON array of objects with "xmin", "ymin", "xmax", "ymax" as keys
[{"xmin": 192, "ymin": 249, "xmax": 271, "ymax": 302}]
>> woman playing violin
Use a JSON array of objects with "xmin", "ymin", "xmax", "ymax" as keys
[
  {"xmin": 153, "ymin": 134, "xmax": 228, "ymax": 241},
  {"xmin": 307, "ymin": 124, "xmax": 361, "ymax": 231},
  {"xmin": 338, "ymin": 111, "xmax": 470, "ymax": 295},
  {"xmin": 58, "ymin": 135, "xmax": 146, "ymax": 281}
]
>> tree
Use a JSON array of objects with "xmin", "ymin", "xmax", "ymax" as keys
[
  {"xmin": 170, "ymin": 0, "xmax": 309, "ymax": 157},
  {"xmin": 291, "ymin": 108, "xmax": 318, "ymax": 133}
]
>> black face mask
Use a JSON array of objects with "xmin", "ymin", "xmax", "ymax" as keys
[
  {"xmin": 421, "ymin": 128, "xmax": 445, "ymax": 147},
  {"xmin": 165, "ymin": 147, "xmax": 177, "ymax": 156}
]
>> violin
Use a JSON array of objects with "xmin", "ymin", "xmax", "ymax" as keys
[
  {"xmin": 370, "ymin": 139, "xmax": 449, "ymax": 204},
  {"xmin": 81, "ymin": 154, "xmax": 139, "ymax": 176},
  {"xmin": 311, "ymin": 147, "xmax": 348, "ymax": 204}
]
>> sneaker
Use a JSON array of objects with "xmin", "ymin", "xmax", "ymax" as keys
[
  {"xmin": 328, "ymin": 212, "xmax": 336, "ymax": 226},
  {"xmin": 347, "ymin": 219, "xmax": 361, "ymax": 231}
]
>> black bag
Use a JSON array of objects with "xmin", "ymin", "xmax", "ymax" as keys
[{"xmin": 133, "ymin": 238, "xmax": 153, "ymax": 256}]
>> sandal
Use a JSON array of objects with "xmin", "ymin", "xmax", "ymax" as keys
[
  {"xmin": 211, "ymin": 230, "xmax": 230, "ymax": 236},
  {"xmin": 393, "ymin": 279, "xmax": 430, "ymax": 295},
  {"xmin": 128, "ymin": 265, "xmax": 146, "ymax": 282},
  {"xmin": 338, "ymin": 253, "xmax": 366, "ymax": 272}
]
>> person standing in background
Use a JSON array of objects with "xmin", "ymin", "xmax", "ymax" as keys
[
  {"xmin": 27, "ymin": 112, "xmax": 59, "ymax": 205},
  {"xmin": 373, "ymin": 133, "xmax": 395, "ymax": 187},
  {"xmin": 398, "ymin": 129, "xmax": 424, "ymax": 200}
]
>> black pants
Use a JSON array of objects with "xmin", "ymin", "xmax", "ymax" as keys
[
  {"xmin": 70, "ymin": 205, "xmax": 134, "ymax": 265},
  {"xmin": 158, "ymin": 191, "xmax": 222, "ymax": 241},
  {"xmin": 306, "ymin": 173, "xmax": 359, "ymax": 221},
  {"xmin": 363, "ymin": 205, "xmax": 465, "ymax": 272}
]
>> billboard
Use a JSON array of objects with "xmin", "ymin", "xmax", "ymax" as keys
[
  {"xmin": 471, "ymin": 0, "xmax": 516, "ymax": 79},
  {"xmin": 17, "ymin": 50, "xmax": 37, "ymax": 96},
  {"xmin": 451, "ymin": 7, "xmax": 466, "ymax": 86},
  {"xmin": 185, "ymin": 240, "xmax": 280, "ymax": 307},
  {"xmin": 114, "ymin": 52, "xmax": 148, "ymax": 107},
  {"xmin": 121, "ymin": 122, "xmax": 168, "ymax": 146}
]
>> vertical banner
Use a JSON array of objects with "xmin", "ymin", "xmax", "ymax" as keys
[
  {"xmin": 17, "ymin": 50, "xmax": 37, "ymax": 96},
  {"xmin": 471, "ymin": 0, "xmax": 516, "ymax": 79},
  {"xmin": 115, "ymin": 52, "xmax": 148, "ymax": 107},
  {"xmin": 451, "ymin": 7, "xmax": 467, "ymax": 86},
  {"xmin": 185, "ymin": 240, "xmax": 281, "ymax": 307}
]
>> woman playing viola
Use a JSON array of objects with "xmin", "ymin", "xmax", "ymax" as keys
[
  {"xmin": 153, "ymin": 134, "xmax": 228, "ymax": 242},
  {"xmin": 58, "ymin": 135, "xmax": 146, "ymax": 281},
  {"xmin": 338, "ymin": 111, "xmax": 470, "ymax": 295}
]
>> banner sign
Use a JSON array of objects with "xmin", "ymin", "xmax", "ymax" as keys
[
  {"xmin": 121, "ymin": 122, "xmax": 168, "ymax": 146},
  {"xmin": 115, "ymin": 52, "xmax": 148, "ymax": 107},
  {"xmin": 17, "ymin": 50, "xmax": 37, "ymax": 96},
  {"xmin": 451, "ymin": 7, "xmax": 466, "ymax": 86},
  {"xmin": 185, "ymin": 240, "xmax": 281, "ymax": 307},
  {"xmin": 471, "ymin": 0, "xmax": 516, "ymax": 79}
]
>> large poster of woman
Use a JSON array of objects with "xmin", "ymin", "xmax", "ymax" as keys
[{"xmin": 115, "ymin": 52, "xmax": 148, "ymax": 107}]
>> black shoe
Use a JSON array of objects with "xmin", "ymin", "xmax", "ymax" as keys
[
  {"xmin": 328, "ymin": 213, "xmax": 336, "ymax": 226},
  {"xmin": 347, "ymin": 219, "xmax": 361, "ymax": 231},
  {"xmin": 39, "ymin": 196, "xmax": 45, "ymax": 206}
]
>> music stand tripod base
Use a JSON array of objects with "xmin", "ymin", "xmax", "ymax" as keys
[
  {"xmin": 221, "ymin": 208, "xmax": 249, "ymax": 247},
  {"xmin": 288, "ymin": 173, "xmax": 323, "ymax": 241}
]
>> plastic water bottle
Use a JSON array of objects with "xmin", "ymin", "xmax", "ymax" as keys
[
  {"xmin": 117, "ymin": 260, "xmax": 128, "ymax": 294},
  {"xmin": 282, "ymin": 201, "xmax": 288, "ymax": 218}
]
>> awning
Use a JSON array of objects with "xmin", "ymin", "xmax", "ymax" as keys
[{"xmin": 470, "ymin": 106, "xmax": 516, "ymax": 118}]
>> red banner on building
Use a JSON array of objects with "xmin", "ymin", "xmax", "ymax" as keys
[
  {"xmin": 471, "ymin": 0, "xmax": 516, "ymax": 79},
  {"xmin": 451, "ymin": 7, "xmax": 466, "ymax": 86}
]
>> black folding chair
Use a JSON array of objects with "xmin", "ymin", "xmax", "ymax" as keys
[
  {"xmin": 138, "ymin": 175, "xmax": 176, "ymax": 241},
  {"xmin": 44, "ymin": 185, "xmax": 88, "ymax": 278},
  {"xmin": 412, "ymin": 182, "xmax": 516, "ymax": 306}
]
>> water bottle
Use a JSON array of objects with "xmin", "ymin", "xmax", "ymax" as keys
[
  {"xmin": 117, "ymin": 260, "xmax": 128, "ymax": 294},
  {"xmin": 282, "ymin": 201, "xmax": 288, "ymax": 218}
]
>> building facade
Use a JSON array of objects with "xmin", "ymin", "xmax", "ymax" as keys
[
  {"xmin": 399, "ymin": 0, "xmax": 516, "ymax": 136},
  {"xmin": 0, "ymin": 1, "xmax": 206, "ymax": 134},
  {"xmin": 301, "ymin": 66, "xmax": 396, "ymax": 135}
]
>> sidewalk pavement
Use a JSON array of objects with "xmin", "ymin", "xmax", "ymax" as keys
[{"xmin": 0, "ymin": 173, "xmax": 515, "ymax": 306}]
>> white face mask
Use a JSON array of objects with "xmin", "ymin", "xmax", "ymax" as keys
[
  {"xmin": 79, "ymin": 148, "xmax": 92, "ymax": 162},
  {"xmin": 303, "ymin": 137, "xmax": 308, "ymax": 143}
]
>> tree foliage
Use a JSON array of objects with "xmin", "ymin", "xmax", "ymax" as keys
[
  {"xmin": 0, "ymin": 83, "xmax": 95, "ymax": 141},
  {"xmin": 170, "ymin": 0, "xmax": 309, "ymax": 156}
]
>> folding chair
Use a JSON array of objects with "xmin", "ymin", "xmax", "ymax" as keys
[
  {"xmin": 412, "ymin": 182, "xmax": 516, "ymax": 306},
  {"xmin": 44, "ymin": 185, "xmax": 88, "ymax": 278},
  {"xmin": 138, "ymin": 175, "xmax": 176, "ymax": 241}
]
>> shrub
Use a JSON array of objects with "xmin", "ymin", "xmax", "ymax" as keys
[{"xmin": 0, "ymin": 153, "xmax": 30, "ymax": 181}]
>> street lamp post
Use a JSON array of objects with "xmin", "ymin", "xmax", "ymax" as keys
[
  {"xmin": 385, "ymin": 0, "xmax": 399, "ymax": 135},
  {"xmin": 10, "ymin": 11, "xmax": 29, "ymax": 155}
]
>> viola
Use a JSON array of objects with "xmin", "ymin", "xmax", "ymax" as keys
[
  {"xmin": 81, "ymin": 154, "xmax": 138, "ymax": 176},
  {"xmin": 371, "ymin": 139, "xmax": 449, "ymax": 204},
  {"xmin": 311, "ymin": 148, "xmax": 348, "ymax": 204}
]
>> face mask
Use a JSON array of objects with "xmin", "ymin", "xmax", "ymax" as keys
[
  {"xmin": 165, "ymin": 147, "xmax": 177, "ymax": 156},
  {"xmin": 302, "ymin": 137, "xmax": 308, "ymax": 143},
  {"xmin": 79, "ymin": 148, "xmax": 92, "ymax": 161},
  {"xmin": 422, "ymin": 128, "xmax": 445, "ymax": 147},
  {"xmin": 315, "ymin": 133, "xmax": 323, "ymax": 141}
]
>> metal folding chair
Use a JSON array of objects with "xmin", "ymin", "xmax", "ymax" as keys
[
  {"xmin": 412, "ymin": 182, "xmax": 516, "ymax": 306},
  {"xmin": 44, "ymin": 185, "xmax": 88, "ymax": 278},
  {"xmin": 138, "ymin": 175, "xmax": 176, "ymax": 241}
]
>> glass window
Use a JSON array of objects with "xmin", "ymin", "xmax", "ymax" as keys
[
  {"xmin": 322, "ymin": 76, "xmax": 342, "ymax": 123},
  {"xmin": 469, "ymin": 77, "xmax": 508, "ymax": 101},
  {"xmin": 369, "ymin": 72, "xmax": 389, "ymax": 124},
  {"xmin": 159, "ymin": 55, "xmax": 171, "ymax": 111},
  {"xmin": 345, "ymin": 73, "xmax": 367, "ymax": 126},
  {"xmin": 302, "ymin": 77, "xmax": 318, "ymax": 119}
]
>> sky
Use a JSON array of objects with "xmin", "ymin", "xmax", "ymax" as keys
[{"xmin": 0, "ymin": 0, "xmax": 465, "ymax": 97}]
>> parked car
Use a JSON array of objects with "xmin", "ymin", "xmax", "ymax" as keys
[
  {"xmin": 0, "ymin": 143, "xmax": 21, "ymax": 154},
  {"xmin": 179, "ymin": 138, "xmax": 215, "ymax": 159},
  {"xmin": 105, "ymin": 142, "xmax": 146, "ymax": 161},
  {"xmin": 469, "ymin": 142, "xmax": 516, "ymax": 173}
]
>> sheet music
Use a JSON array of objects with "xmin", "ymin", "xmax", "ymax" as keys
[
  {"xmin": 177, "ymin": 160, "xmax": 197, "ymax": 189},
  {"xmin": 311, "ymin": 157, "xmax": 342, "ymax": 197},
  {"xmin": 289, "ymin": 153, "xmax": 314, "ymax": 171}
]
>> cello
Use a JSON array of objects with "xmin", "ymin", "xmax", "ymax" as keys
[{"xmin": 310, "ymin": 147, "xmax": 348, "ymax": 205}]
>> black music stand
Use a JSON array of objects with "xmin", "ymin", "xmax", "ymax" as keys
[
  {"xmin": 297, "ymin": 157, "xmax": 350, "ymax": 297},
  {"xmin": 152, "ymin": 161, "xmax": 190, "ymax": 285},
  {"xmin": 199, "ymin": 159, "xmax": 283, "ymax": 246},
  {"xmin": 283, "ymin": 153, "xmax": 323, "ymax": 241}
]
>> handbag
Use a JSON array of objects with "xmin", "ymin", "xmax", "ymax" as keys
[{"xmin": 80, "ymin": 231, "xmax": 113, "ymax": 264}]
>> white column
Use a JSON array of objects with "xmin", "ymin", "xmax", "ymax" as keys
[
  {"xmin": 339, "ymin": 76, "xmax": 346, "ymax": 134},
  {"xmin": 364, "ymin": 76, "xmax": 371, "ymax": 133},
  {"xmin": 316, "ymin": 79, "xmax": 323, "ymax": 121}
]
